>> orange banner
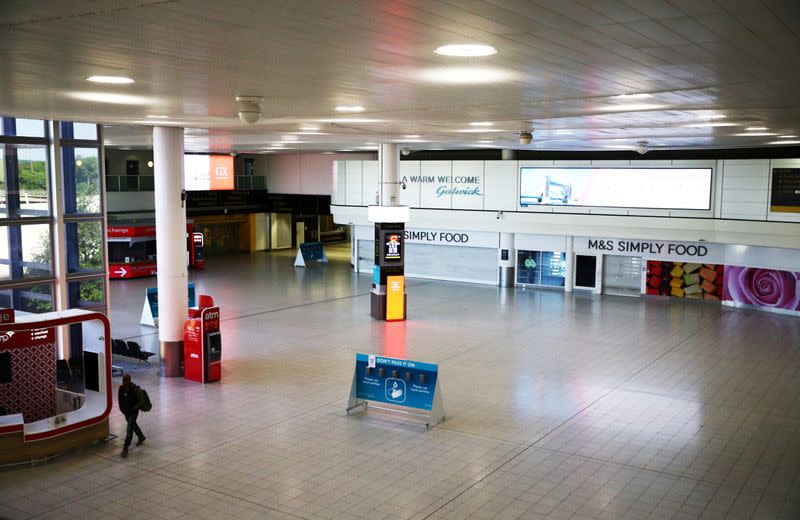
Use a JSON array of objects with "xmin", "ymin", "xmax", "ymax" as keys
[
  {"xmin": 386, "ymin": 275, "xmax": 405, "ymax": 321},
  {"xmin": 209, "ymin": 155, "xmax": 234, "ymax": 190}
]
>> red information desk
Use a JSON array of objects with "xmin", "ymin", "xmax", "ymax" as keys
[
  {"xmin": 108, "ymin": 223, "xmax": 204, "ymax": 279},
  {"xmin": 107, "ymin": 225, "xmax": 158, "ymax": 279},
  {"xmin": 0, "ymin": 310, "xmax": 112, "ymax": 465}
]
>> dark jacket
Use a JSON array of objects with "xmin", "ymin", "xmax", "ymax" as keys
[{"xmin": 118, "ymin": 384, "xmax": 144, "ymax": 416}]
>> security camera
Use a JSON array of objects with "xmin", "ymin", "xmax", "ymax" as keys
[
  {"xmin": 401, "ymin": 147, "xmax": 411, "ymax": 156},
  {"xmin": 636, "ymin": 141, "xmax": 648, "ymax": 155},
  {"xmin": 400, "ymin": 180, "xmax": 407, "ymax": 190},
  {"xmin": 236, "ymin": 95, "xmax": 263, "ymax": 124},
  {"xmin": 519, "ymin": 131, "xmax": 533, "ymax": 145}
]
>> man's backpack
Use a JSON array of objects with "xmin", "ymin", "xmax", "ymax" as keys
[{"xmin": 138, "ymin": 387, "xmax": 153, "ymax": 412}]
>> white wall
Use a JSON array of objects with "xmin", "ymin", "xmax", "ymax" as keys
[
  {"xmin": 106, "ymin": 191, "xmax": 154, "ymax": 212},
  {"xmin": 333, "ymin": 158, "xmax": 800, "ymax": 250},
  {"xmin": 268, "ymin": 152, "xmax": 374, "ymax": 195}
]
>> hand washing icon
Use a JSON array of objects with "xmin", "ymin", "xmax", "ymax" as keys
[
  {"xmin": 390, "ymin": 382, "xmax": 403, "ymax": 399},
  {"xmin": 385, "ymin": 378, "xmax": 406, "ymax": 403}
]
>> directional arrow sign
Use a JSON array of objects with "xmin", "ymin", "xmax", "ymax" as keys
[{"xmin": 114, "ymin": 266, "xmax": 128, "ymax": 278}]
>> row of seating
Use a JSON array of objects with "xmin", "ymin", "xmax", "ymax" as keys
[{"xmin": 111, "ymin": 339, "xmax": 156, "ymax": 365}]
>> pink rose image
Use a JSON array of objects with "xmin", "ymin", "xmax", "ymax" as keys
[{"xmin": 723, "ymin": 266, "xmax": 800, "ymax": 311}]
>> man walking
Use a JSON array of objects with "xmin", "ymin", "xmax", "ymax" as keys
[{"xmin": 118, "ymin": 374, "xmax": 146, "ymax": 458}]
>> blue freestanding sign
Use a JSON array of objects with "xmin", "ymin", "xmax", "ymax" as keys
[
  {"xmin": 294, "ymin": 241, "xmax": 328, "ymax": 267},
  {"xmin": 347, "ymin": 354, "xmax": 445, "ymax": 428},
  {"xmin": 140, "ymin": 282, "xmax": 197, "ymax": 327}
]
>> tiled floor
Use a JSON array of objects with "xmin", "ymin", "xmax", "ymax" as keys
[{"xmin": 3, "ymin": 244, "xmax": 800, "ymax": 520}]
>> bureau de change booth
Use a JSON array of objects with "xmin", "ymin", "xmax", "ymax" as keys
[{"xmin": 0, "ymin": 310, "xmax": 113, "ymax": 465}]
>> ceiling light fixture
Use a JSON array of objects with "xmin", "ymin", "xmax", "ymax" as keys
[
  {"xmin": 281, "ymin": 135, "xmax": 299, "ymax": 141},
  {"xmin": 745, "ymin": 126, "xmax": 768, "ymax": 131},
  {"xmin": 293, "ymin": 131, "xmax": 329, "ymax": 136},
  {"xmin": 778, "ymin": 134, "xmax": 798, "ymax": 138},
  {"xmin": 477, "ymin": 140, "xmax": 493, "ymax": 144},
  {"xmin": 554, "ymin": 129, "xmax": 574, "ymax": 135},
  {"xmin": 404, "ymin": 134, "xmax": 420, "ymax": 138},
  {"xmin": 434, "ymin": 44, "xmax": 497, "ymax": 57},
  {"xmin": 733, "ymin": 132, "xmax": 776, "ymax": 136},
  {"xmin": 147, "ymin": 160, "xmax": 154, "ymax": 167},
  {"xmin": 416, "ymin": 67, "xmax": 517, "ymax": 84},
  {"xmin": 686, "ymin": 122, "xmax": 738, "ymax": 128},
  {"xmin": 612, "ymin": 93, "xmax": 652, "ymax": 99},
  {"xmin": 519, "ymin": 131, "xmax": 533, "ymax": 145},
  {"xmin": 300, "ymin": 125, "xmax": 319, "ymax": 131},
  {"xmin": 470, "ymin": 121, "xmax": 494, "ymax": 126},
  {"xmin": 335, "ymin": 105, "xmax": 365, "ymax": 113},
  {"xmin": 704, "ymin": 114, "xmax": 727, "ymax": 119},
  {"xmin": 68, "ymin": 92, "xmax": 152, "ymax": 105},
  {"xmin": 455, "ymin": 128, "xmax": 504, "ymax": 133},
  {"xmin": 316, "ymin": 118, "xmax": 382, "ymax": 123},
  {"xmin": 597, "ymin": 103, "xmax": 664, "ymax": 112},
  {"xmin": 87, "ymin": 75, "xmax": 134, "ymax": 84},
  {"xmin": 768, "ymin": 140, "xmax": 800, "ymax": 145},
  {"xmin": 146, "ymin": 114, "xmax": 168, "ymax": 119}
]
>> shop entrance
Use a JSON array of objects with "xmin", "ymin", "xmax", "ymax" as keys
[
  {"xmin": 200, "ymin": 222, "xmax": 241, "ymax": 256},
  {"xmin": 602, "ymin": 255, "xmax": 642, "ymax": 296}
]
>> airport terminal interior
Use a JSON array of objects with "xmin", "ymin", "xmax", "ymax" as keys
[{"xmin": 2, "ymin": 2, "xmax": 800, "ymax": 520}]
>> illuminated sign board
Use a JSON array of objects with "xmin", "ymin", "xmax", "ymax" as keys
[
  {"xmin": 520, "ymin": 167, "xmax": 712, "ymax": 210},
  {"xmin": 184, "ymin": 154, "xmax": 234, "ymax": 191}
]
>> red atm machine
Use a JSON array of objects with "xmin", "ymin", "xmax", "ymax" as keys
[
  {"xmin": 184, "ymin": 296, "xmax": 221, "ymax": 383},
  {"xmin": 188, "ymin": 231, "xmax": 205, "ymax": 270}
]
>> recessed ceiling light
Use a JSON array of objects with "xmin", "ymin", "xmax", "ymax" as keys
[
  {"xmin": 335, "ymin": 105, "xmax": 365, "ymax": 113},
  {"xmin": 612, "ymin": 93, "xmax": 652, "ymax": 99},
  {"xmin": 434, "ymin": 44, "xmax": 497, "ymax": 57},
  {"xmin": 404, "ymin": 134, "xmax": 420, "ymax": 138},
  {"xmin": 339, "ymin": 149, "xmax": 354, "ymax": 152},
  {"xmin": 778, "ymin": 134, "xmax": 798, "ymax": 138},
  {"xmin": 477, "ymin": 140, "xmax": 493, "ymax": 144},
  {"xmin": 300, "ymin": 125, "xmax": 319, "ymax": 131},
  {"xmin": 147, "ymin": 160, "xmax": 154, "ymax": 167},
  {"xmin": 733, "ymin": 132, "xmax": 776, "ymax": 136},
  {"xmin": 316, "ymin": 118, "xmax": 382, "ymax": 123},
  {"xmin": 293, "ymin": 131, "xmax": 330, "ymax": 135},
  {"xmin": 364, "ymin": 142, "xmax": 377, "ymax": 145},
  {"xmin": 598, "ymin": 103, "xmax": 664, "ymax": 112},
  {"xmin": 686, "ymin": 122, "xmax": 739, "ymax": 128},
  {"xmin": 554, "ymin": 129, "xmax": 574, "ymax": 135},
  {"xmin": 146, "ymin": 114, "xmax": 168, "ymax": 119},
  {"xmin": 470, "ymin": 121, "xmax": 494, "ymax": 126},
  {"xmin": 454, "ymin": 128, "xmax": 504, "ymax": 133},
  {"xmin": 357, "ymin": 146, "xmax": 378, "ymax": 150},
  {"xmin": 767, "ymin": 140, "xmax": 800, "ymax": 145},
  {"xmin": 416, "ymin": 67, "xmax": 517, "ymax": 84},
  {"xmin": 87, "ymin": 75, "xmax": 134, "ymax": 84},
  {"xmin": 281, "ymin": 135, "xmax": 299, "ymax": 141},
  {"xmin": 745, "ymin": 126, "xmax": 768, "ymax": 131},
  {"xmin": 68, "ymin": 92, "xmax": 152, "ymax": 105},
  {"xmin": 704, "ymin": 114, "xmax": 727, "ymax": 119},
  {"xmin": 322, "ymin": 151, "xmax": 336, "ymax": 154}
]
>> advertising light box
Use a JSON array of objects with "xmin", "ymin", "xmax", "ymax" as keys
[
  {"xmin": 184, "ymin": 154, "xmax": 234, "ymax": 191},
  {"xmin": 520, "ymin": 167, "xmax": 712, "ymax": 210}
]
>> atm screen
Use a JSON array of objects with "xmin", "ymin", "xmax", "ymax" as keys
[{"xmin": 206, "ymin": 332, "xmax": 221, "ymax": 362}]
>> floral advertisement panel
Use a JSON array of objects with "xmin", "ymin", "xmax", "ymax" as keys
[
  {"xmin": 723, "ymin": 266, "xmax": 800, "ymax": 312},
  {"xmin": 646, "ymin": 261, "xmax": 724, "ymax": 301}
]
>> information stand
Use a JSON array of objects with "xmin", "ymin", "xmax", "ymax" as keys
[
  {"xmin": 294, "ymin": 241, "xmax": 328, "ymax": 267},
  {"xmin": 140, "ymin": 282, "xmax": 197, "ymax": 327},
  {"xmin": 346, "ymin": 354, "xmax": 444, "ymax": 429}
]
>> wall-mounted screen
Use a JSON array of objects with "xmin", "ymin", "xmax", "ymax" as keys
[
  {"xmin": 184, "ymin": 154, "xmax": 234, "ymax": 191},
  {"xmin": 519, "ymin": 167, "xmax": 712, "ymax": 210}
]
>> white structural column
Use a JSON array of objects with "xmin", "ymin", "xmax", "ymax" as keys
[
  {"xmin": 379, "ymin": 143, "xmax": 399, "ymax": 206},
  {"xmin": 499, "ymin": 232, "xmax": 515, "ymax": 287},
  {"xmin": 153, "ymin": 127, "xmax": 189, "ymax": 377},
  {"xmin": 564, "ymin": 235, "xmax": 575, "ymax": 292}
]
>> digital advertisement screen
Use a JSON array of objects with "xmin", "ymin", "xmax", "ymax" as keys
[
  {"xmin": 184, "ymin": 154, "xmax": 234, "ymax": 191},
  {"xmin": 519, "ymin": 167, "xmax": 712, "ymax": 210},
  {"xmin": 383, "ymin": 232, "xmax": 403, "ymax": 263}
]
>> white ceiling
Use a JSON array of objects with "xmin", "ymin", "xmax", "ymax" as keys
[{"xmin": 2, "ymin": 0, "xmax": 800, "ymax": 153}]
